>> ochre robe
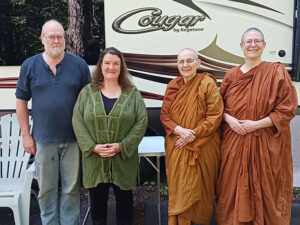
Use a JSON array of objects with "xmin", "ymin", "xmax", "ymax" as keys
[
  {"xmin": 215, "ymin": 62, "xmax": 298, "ymax": 225},
  {"xmin": 161, "ymin": 73, "xmax": 224, "ymax": 225}
]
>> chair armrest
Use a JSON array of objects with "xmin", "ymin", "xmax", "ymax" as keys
[
  {"xmin": 22, "ymin": 162, "xmax": 35, "ymax": 193},
  {"xmin": 18, "ymin": 162, "xmax": 35, "ymax": 223},
  {"xmin": 27, "ymin": 162, "xmax": 35, "ymax": 175},
  {"xmin": 19, "ymin": 161, "xmax": 35, "ymax": 202}
]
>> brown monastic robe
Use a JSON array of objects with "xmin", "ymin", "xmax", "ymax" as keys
[
  {"xmin": 161, "ymin": 73, "xmax": 224, "ymax": 225},
  {"xmin": 215, "ymin": 62, "xmax": 298, "ymax": 225}
]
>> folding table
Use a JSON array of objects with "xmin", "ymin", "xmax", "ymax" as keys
[{"xmin": 138, "ymin": 136, "xmax": 165, "ymax": 225}]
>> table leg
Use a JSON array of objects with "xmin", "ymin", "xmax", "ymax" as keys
[
  {"xmin": 157, "ymin": 156, "xmax": 161, "ymax": 225},
  {"xmin": 81, "ymin": 193, "xmax": 90, "ymax": 225},
  {"xmin": 82, "ymin": 207, "xmax": 90, "ymax": 225}
]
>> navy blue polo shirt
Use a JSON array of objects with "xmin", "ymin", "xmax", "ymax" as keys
[{"xmin": 16, "ymin": 52, "xmax": 90, "ymax": 143}]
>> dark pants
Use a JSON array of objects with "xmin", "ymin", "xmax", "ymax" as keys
[{"xmin": 88, "ymin": 183, "xmax": 133, "ymax": 225}]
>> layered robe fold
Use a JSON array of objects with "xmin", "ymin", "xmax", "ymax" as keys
[
  {"xmin": 215, "ymin": 62, "xmax": 298, "ymax": 225},
  {"xmin": 161, "ymin": 73, "xmax": 223, "ymax": 225}
]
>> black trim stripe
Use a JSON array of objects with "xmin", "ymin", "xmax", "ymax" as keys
[
  {"xmin": 228, "ymin": 0, "xmax": 283, "ymax": 14},
  {"xmin": 171, "ymin": 0, "xmax": 211, "ymax": 19},
  {"xmin": 130, "ymin": 70, "xmax": 172, "ymax": 84}
]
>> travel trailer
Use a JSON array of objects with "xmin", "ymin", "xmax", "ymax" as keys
[
  {"xmin": 105, "ymin": 0, "xmax": 300, "ymax": 108},
  {"xmin": 104, "ymin": 0, "xmax": 300, "ymax": 187},
  {"xmin": 102, "ymin": 0, "xmax": 300, "ymax": 133},
  {"xmin": 0, "ymin": 0, "xmax": 299, "ymax": 132}
]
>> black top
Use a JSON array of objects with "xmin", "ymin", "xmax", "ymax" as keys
[{"xmin": 101, "ymin": 92, "xmax": 118, "ymax": 115}]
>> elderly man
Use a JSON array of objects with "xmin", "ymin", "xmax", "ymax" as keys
[
  {"xmin": 161, "ymin": 48, "xmax": 223, "ymax": 225},
  {"xmin": 16, "ymin": 20, "xmax": 90, "ymax": 225}
]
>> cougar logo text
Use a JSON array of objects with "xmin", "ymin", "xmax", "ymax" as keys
[{"xmin": 112, "ymin": 7, "xmax": 207, "ymax": 34}]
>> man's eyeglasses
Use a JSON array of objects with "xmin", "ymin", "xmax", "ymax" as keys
[
  {"xmin": 178, "ymin": 58, "xmax": 198, "ymax": 66},
  {"xmin": 242, "ymin": 39, "xmax": 264, "ymax": 46},
  {"xmin": 42, "ymin": 35, "xmax": 65, "ymax": 42}
]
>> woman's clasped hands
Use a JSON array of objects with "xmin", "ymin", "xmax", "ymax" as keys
[
  {"xmin": 174, "ymin": 126, "xmax": 196, "ymax": 149},
  {"xmin": 224, "ymin": 113, "xmax": 269, "ymax": 135},
  {"xmin": 93, "ymin": 143, "xmax": 121, "ymax": 158}
]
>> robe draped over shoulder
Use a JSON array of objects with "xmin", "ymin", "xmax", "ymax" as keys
[
  {"xmin": 215, "ymin": 62, "xmax": 298, "ymax": 225},
  {"xmin": 161, "ymin": 73, "xmax": 223, "ymax": 225}
]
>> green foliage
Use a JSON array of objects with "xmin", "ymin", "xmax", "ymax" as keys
[
  {"xmin": 294, "ymin": 187, "xmax": 300, "ymax": 198},
  {"xmin": 143, "ymin": 181, "xmax": 168, "ymax": 196},
  {"xmin": 0, "ymin": 0, "xmax": 105, "ymax": 65},
  {"xmin": 160, "ymin": 185, "xmax": 168, "ymax": 196},
  {"xmin": 143, "ymin": 181, "xmax": 156, "ymax": 186}
]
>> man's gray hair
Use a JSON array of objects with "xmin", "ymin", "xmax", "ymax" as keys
[{"xmin": 41, "ymin": 19, "xmax": 64, "ymax": 36}]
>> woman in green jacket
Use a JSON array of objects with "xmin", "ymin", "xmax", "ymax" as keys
[{"xmin": 72, "ymin": 47, "xmax": 148, "ymax": 225}]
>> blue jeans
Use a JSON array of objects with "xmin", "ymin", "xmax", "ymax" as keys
[{"xmin": 35, "ymin": 142, "xmax": 80, "ymax": 225}]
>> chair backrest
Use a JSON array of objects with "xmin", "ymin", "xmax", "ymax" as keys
[{"xmin": 0, "ymin": 113, "xmax": 33, "ymax": 180}]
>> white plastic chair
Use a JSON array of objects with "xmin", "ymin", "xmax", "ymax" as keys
[{"xmin": 0, "ymin": 113, "xmax": 34, "ymax": 225}]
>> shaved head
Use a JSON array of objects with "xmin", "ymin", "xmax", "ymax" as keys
[
  {"xmin": 241, "ymin": 27, "xmax": 265, "ymax": 42},
  {"xmin": 41, "ymin": 20, "xmax": 64, "ymax": 36},
  {"xmin": 178, "ymin": 48, "xmax": 198, "ymax": 59}
]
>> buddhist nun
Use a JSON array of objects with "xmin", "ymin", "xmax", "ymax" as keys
[
  {"xmin": 215, "ymin": 28, "xmax": 298, "ymax": 225},
  {"xmin": 161, "ymin": 48, "xmax": 224, "ymax": 225}
]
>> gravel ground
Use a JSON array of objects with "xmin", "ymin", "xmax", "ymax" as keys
[
  {"xmin": 80, "ymin": 182, "xmax": 168, "ymax": 225},
  {"xmin": 1, "ymin": 183, "xmax": 298, "ymax": 225}
]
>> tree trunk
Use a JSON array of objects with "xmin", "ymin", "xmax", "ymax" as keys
[
  {"xmin": 0, "ymin": 0, "xmax": 16, "ymax": 65},
  {"xmin": 67, "ymin": 0, "xmax": 85, "ymax": 57}
]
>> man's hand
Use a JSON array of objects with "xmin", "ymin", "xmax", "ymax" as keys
[
  {"xmin": 16, "ymin": 98, "xmax": 35, "ymax": 153},
  {"xmin": 23, "ymin": 134, "xmax": 36, "ymax": 155}
]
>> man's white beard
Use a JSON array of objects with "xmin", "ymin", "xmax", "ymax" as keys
[{"xmin": 45, "ymin": 45, "xmax": 65, "ymax": 58}]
